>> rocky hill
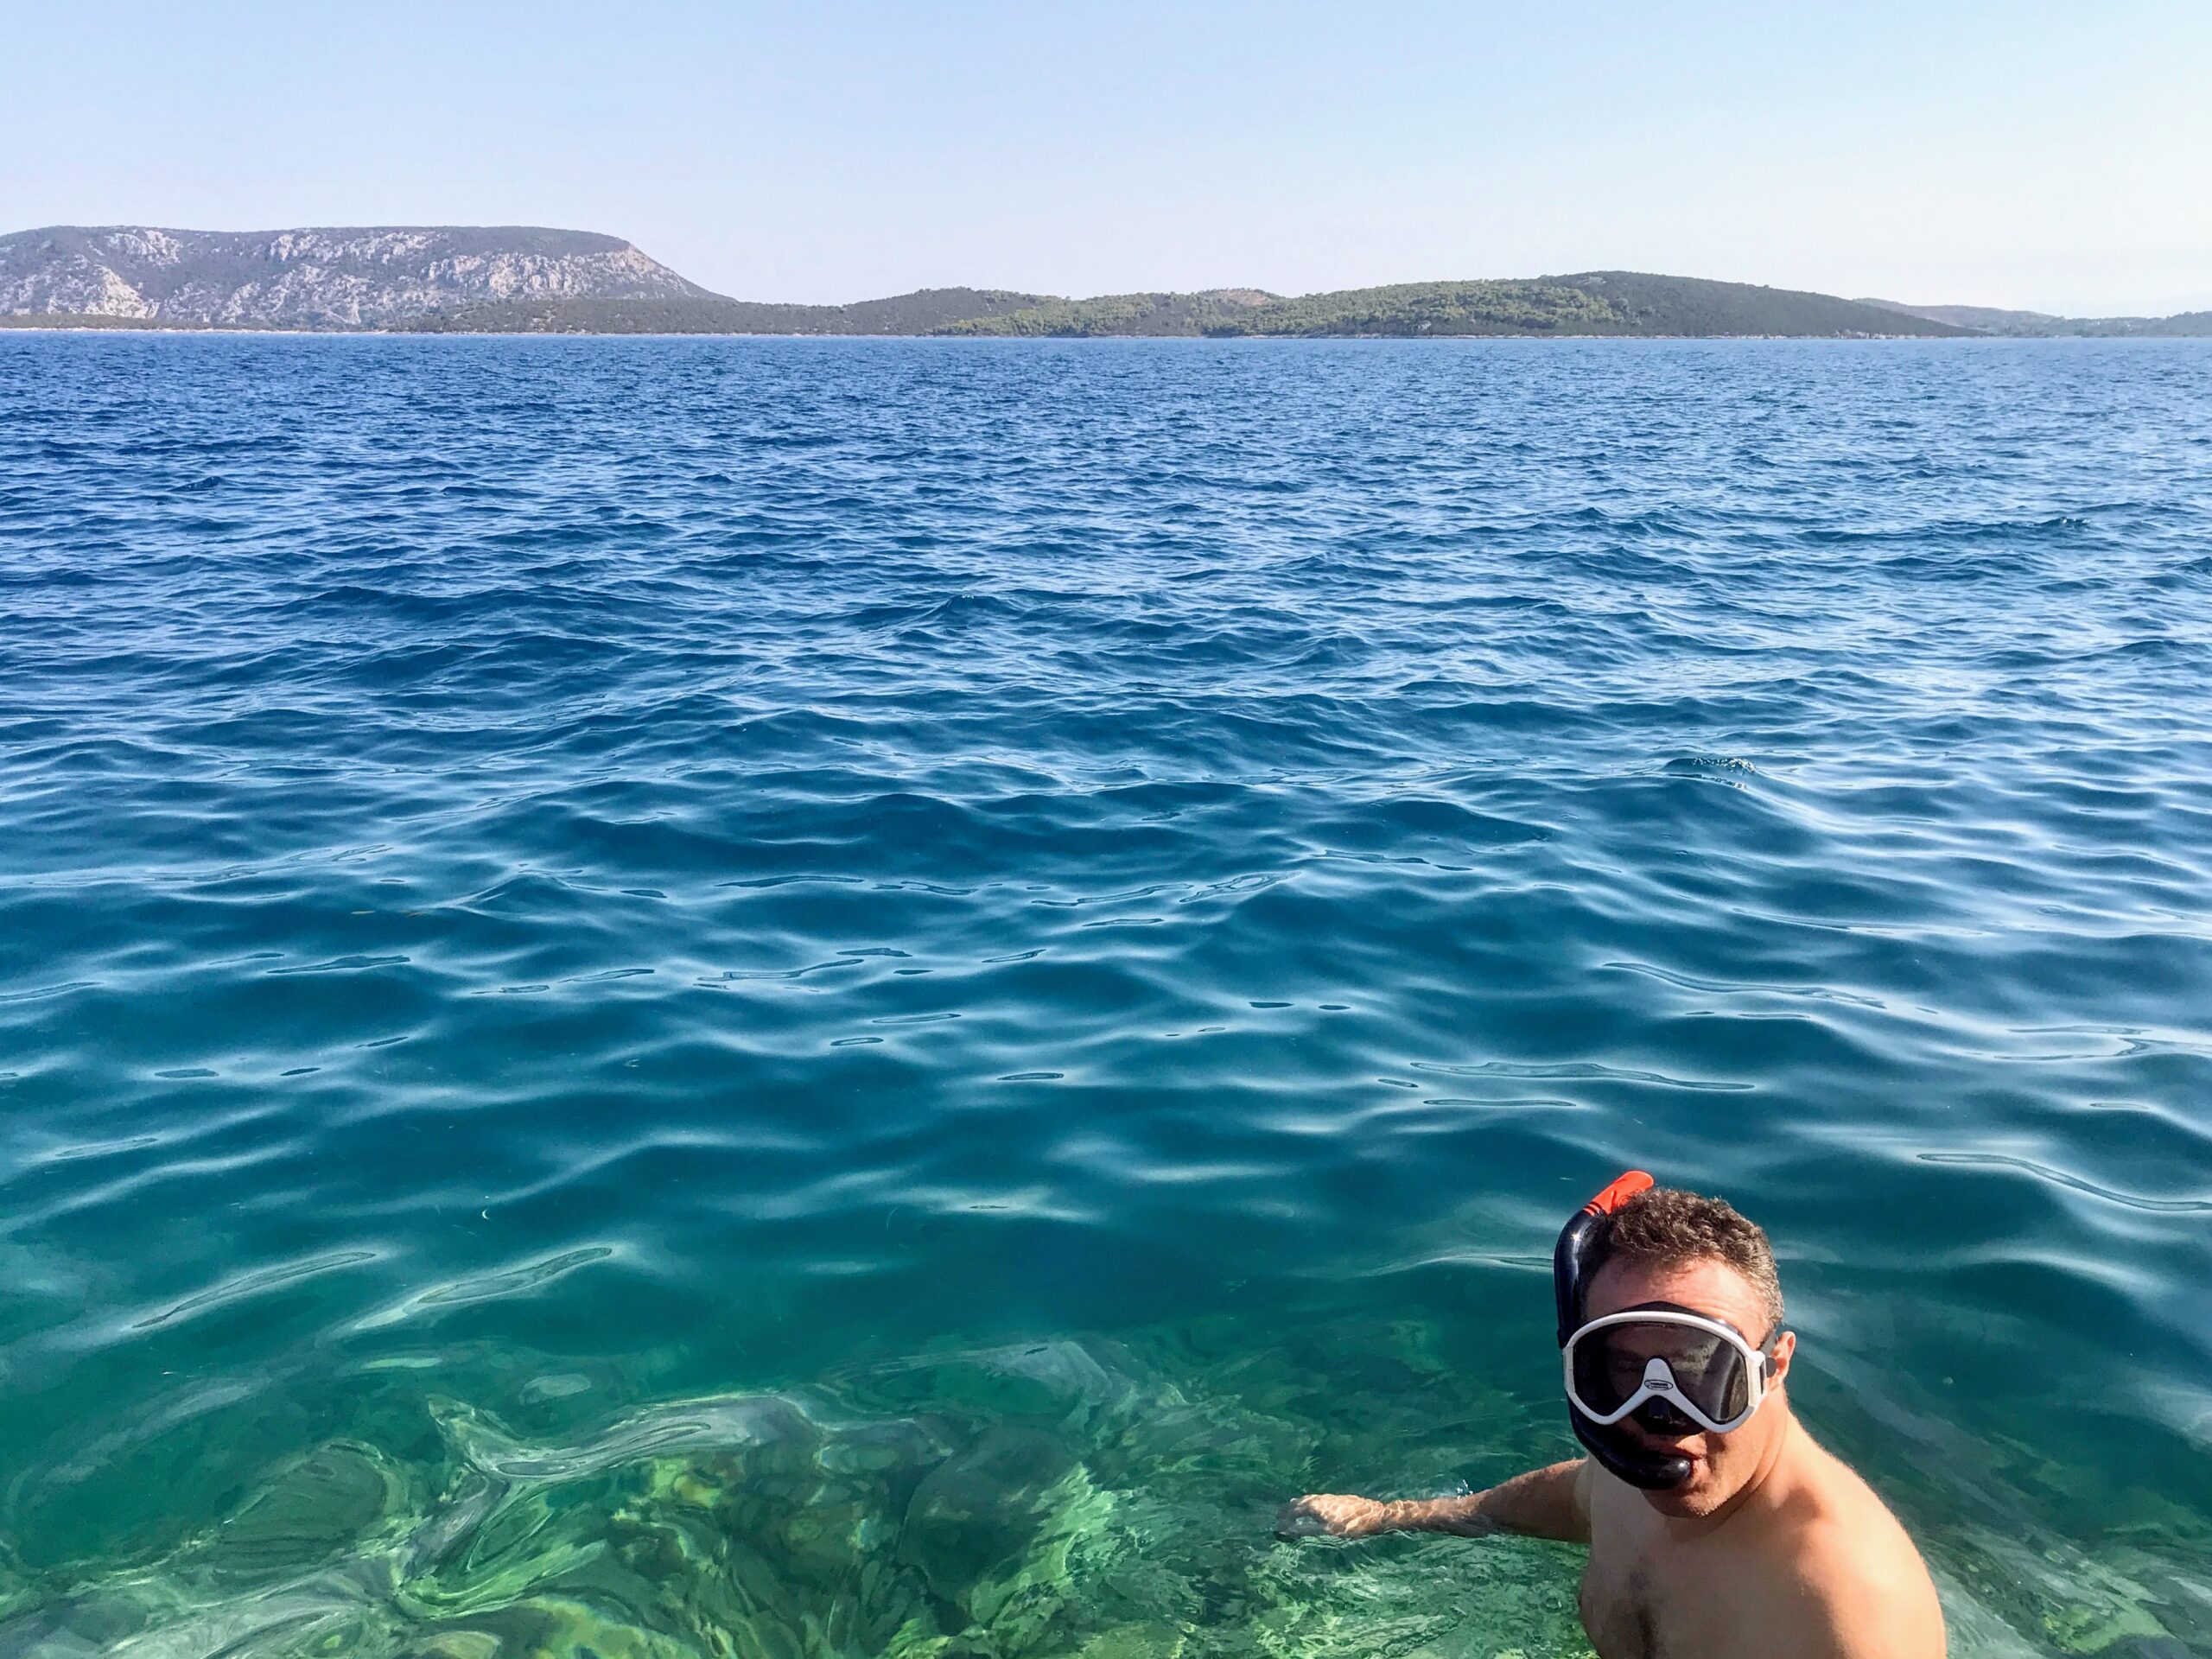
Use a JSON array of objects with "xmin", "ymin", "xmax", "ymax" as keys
[{"xmin": 0, "ymin": 226, "xmax": 715, "ymax": 329}]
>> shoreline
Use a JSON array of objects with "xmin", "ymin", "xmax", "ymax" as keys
[{"xmin": 0, "ymin": 321, "xmax": 2169, "ymax": 342}]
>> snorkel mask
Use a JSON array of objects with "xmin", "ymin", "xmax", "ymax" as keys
[{"xmin": 1554, "ymin": 1172, "xmax": 1785, "ymax": 1491}]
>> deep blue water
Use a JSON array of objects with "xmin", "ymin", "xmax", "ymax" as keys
[{"xmin": 1, "ymin": 334, "xmax": 2209, "ymax": 1657}]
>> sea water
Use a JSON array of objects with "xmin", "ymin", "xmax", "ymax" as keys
[{"xmin": 0, "ymin": 334, "xmax": 2207, "ymax": 1657}]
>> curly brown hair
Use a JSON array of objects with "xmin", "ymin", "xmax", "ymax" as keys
[{"xmin": 1599, "ymin": 1185, "xmax": 1784, "ymax": 1332}]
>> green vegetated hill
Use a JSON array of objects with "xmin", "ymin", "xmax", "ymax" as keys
[
  {"xmin": 397, "ymin": 288, "xmax": 1047, "ymax": 336},
  {"xmin": 397, "ymin": 272, "xmax": 1965, "ymax": 339},
  {"xmin": 1548, "ymin": 273, "xmax": 1964, "ymax": 337},
  {"xmin": 2130, "ymin": 312, "xmax": 2212, "ymax": 336},
  {"xmin": 937, "ymin": 274, "xmax": 1960, "ymax": 337},
  {"xmin": 929, "ymin": 287, "xmax": 1287, "ymax": 335},
  {"xmin": 1859, "ymin": 300, "xmax": 2069, "ymax": 334}
]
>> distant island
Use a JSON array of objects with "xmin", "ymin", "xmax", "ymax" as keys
[
  {"xmin": 3, "ymin": 225, "xmax": 2207, "ymax": 339},
  {"xmin": 1853, "ymin": 296, "xmax": 2212, "ymax": 338},
  {"xmin": 391, "ymin": 276, "xmax": 1963, "ymax": 340}
]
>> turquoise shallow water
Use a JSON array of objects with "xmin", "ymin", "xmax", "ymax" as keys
[{"xmin": 1, "ymin": 334, "xmax": 2209, "ymax": 1657}]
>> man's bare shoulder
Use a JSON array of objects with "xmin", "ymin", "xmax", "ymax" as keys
[
  {"xmin": 1752, "ymin": 1433, "xmax": 1946, "ymax": 1655},
  {"xmin": 1782, "ymin": 1431, "xmax": 1931, "ymax": 1555}
]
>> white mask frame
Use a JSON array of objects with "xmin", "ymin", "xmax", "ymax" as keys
[{"xmin": 1561, "ymin": 1306, "xmax": 1777, "ymax": 1436}]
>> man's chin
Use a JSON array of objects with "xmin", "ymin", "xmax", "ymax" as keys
[{"xmin": 1641, "ymin": 1479, "xmax": 1722, "ymax": 1517}]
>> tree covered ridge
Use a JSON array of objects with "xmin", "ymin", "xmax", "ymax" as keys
[
  {"xmin": 932, "ymin": 281, "xmax": 1630, "ymax": 337},
  {"xmin": 397, "ymin": 272, "xmax": 1970, "ymax": 338},
  {"xmin": 400, "ymin": 288, "xmax": 1048, "ymax": 337}
]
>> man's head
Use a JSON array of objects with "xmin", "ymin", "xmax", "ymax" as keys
[{"xmin": 1581, "ymin": 1185, "xmax": 1796, "ymax": 1517}]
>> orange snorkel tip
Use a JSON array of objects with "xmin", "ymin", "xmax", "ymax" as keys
[{"xmin": 1580, "ymin": 1169, "xmax": 1655, "ymax": 1218}]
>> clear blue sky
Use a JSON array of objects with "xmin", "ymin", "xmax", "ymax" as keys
[{"xmin": 6, "ymin": 1, "xmax": 2208, "ymax": 314}]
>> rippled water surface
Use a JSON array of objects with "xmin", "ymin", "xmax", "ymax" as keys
[{"xmin": 2, "ymin": 334, "xmax": 2209, "ymax": 1657}]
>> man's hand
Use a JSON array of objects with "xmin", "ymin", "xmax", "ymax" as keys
[
  {"xmin": 1275, "ymin": 1463, "xmax": 1589, "ymax": 1544},
  {"xmin": 1274, "ymin": 1492, "xmax": 1395, "ymax": 1538}
]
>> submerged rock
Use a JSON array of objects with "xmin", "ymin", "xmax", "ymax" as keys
[
  {"xmin": 899, "ymin": 1426, "xmax": 1076, "ymax": 1603},
  {"xmin": 7, "ymin": 1319, "xmax": 2179, "ymax": 1659},
  {"xmin": 207, "ymin": 1443, "xmax": 404, "ymax": 1580}
]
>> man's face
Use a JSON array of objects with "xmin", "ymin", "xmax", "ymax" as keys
[{"xmin": 1582, "ymin": 1254, "xmax": 1795, "ymax": 1518}]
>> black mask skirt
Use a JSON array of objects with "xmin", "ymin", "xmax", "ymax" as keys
[{"xmin": 1552, "ymin": 1171, "xmax": 1694, "ymax": 1491}]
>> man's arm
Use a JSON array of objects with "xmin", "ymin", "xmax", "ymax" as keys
[{"xmin": 1276, "ymin": 1459, "xmax": 1591, "ymax": 1543}]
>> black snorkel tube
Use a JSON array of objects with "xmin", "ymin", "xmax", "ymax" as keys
[{"xmin": 1554, "ymin": 1170, "xmax": 1694, "ymax": 1492}]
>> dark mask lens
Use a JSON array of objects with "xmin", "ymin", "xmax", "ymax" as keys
[
  {"xmin": 1653, "ymin": 1327, "xmax": 1747, "ymax": 1422},
  {"xmin": 1572, "ymin": 1332, "xmax": 1647, "ymax": 1413},
  {"xmin": 1703, "ymin": 1354, "xmax": 1751, "ymax": 1422}
]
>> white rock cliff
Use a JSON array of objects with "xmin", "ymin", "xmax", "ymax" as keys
[{"xmin": 0, "ymin": 226, "xmax": 717, "ymax": 327}]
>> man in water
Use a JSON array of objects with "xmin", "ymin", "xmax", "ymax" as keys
[{"xmin": 1276, "ymin": 1183, "xmax": 1946, "ymax": 1657}]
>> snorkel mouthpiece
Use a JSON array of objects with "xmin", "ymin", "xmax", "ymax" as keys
[{"xmin": 1554, "ymin": 1170, "xmax": 1694, "ymax": 1491}]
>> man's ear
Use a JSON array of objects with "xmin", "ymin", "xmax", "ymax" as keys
[{"xmin": 1768, "ymin": 1330, "xmax": 1796, "ymax": 1385}]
